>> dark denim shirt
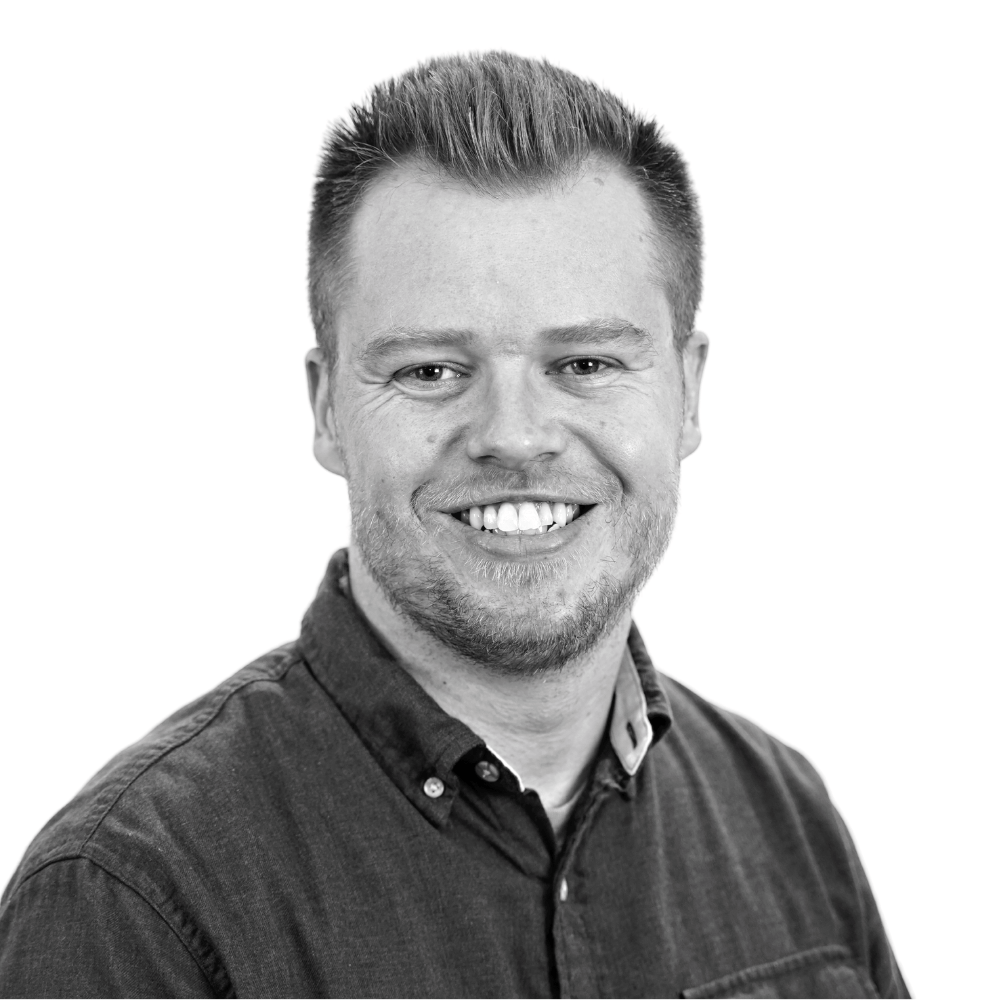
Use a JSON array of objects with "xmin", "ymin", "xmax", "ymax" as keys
[{"xmin": 0, "ymin": 551, "xmax": 908, "ymax": 998}]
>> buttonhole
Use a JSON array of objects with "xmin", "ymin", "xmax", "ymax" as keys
[{"xmin": 626, "ymin": 721, "xmax": 637, "ymax": 748}]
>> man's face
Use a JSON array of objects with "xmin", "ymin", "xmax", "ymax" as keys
[{"xmin": 310, "ymin": 160, "xmax": 705, "ymax": 673}]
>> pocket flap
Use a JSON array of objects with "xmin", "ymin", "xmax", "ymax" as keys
[{"xmin": 681, "ymin": 944, "xmax": 879, "ymax": 999}]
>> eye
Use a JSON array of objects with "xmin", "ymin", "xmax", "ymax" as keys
[
  {"xmin": 400, "ymin": 364, "xmax": 459, "ymax": 382},
  {"xmin": 559, "ymin": 357, "xmax": 614, "ymax": 376},
  {"xmin": 395, "ymin": 364, "xmax": 467, "ymax": 387}
]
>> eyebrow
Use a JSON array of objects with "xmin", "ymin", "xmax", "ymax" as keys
[
  {"xmin": 356, "ymin": 327, "xmax": 477, "ymax": 367},
  {"xmin": 541, "ymin": 320, "xmax": 653, "ymax": 348},
  {"xmin": 355, "ymin": 319, "xmax": 654, "ymax": 366}
]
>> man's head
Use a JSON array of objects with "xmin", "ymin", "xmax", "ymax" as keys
[
  {"xmin": 309, "ymin": 53, "xmax": 702, "ymax": 364},
  {"xmin": 307, "ymin": 53, "xmax": 708, "ymax": 674}
]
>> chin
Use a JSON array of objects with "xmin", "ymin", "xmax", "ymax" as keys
[
  {"xmin": 367, "ymin": 544, "xmax": 642, "ymax": 675},
  {"xmin": 400, "ymin": 576, "xmax": 632, "ymax": 675},
  {"xmin": 355, "ymin": 487, "xmax": 675, "ymax": 674}
]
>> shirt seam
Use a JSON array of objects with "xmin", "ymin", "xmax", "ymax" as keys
[
  {"xmin": 680, "ymin": 944, "xmax": 876, "ymax": 999},
  {"xmin": 5, "ymin": 854, "xmax": 231, "ymax": 997},
  {"xmin": 74, "ymin": 647, "xmax": 303, "ymax": 860}
]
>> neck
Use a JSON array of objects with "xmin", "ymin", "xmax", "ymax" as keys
[{"xmin": 348, "ymin": 547, "xmax": 629, "ymax": 813}]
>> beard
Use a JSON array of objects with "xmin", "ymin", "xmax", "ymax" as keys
[{"xmin": 350, "ymin": 473, "xmax": 678, "ymax": 676}]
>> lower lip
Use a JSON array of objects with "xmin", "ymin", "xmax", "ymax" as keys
[{"xmin": 433, "ymin": 510, "xmax": 588, "ymax": 556}]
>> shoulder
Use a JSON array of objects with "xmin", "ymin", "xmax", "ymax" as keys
[
  {"xmin": 650, "ymin": 674, "xmax": 844, "ymax": 851},
  {"xmin": 659, "ymin": 674, "xmax": 827, "ymax": 791},
  {"xmin": 3, "ymin": 641, "xmax": 311, "ymax": 904},
  {"xmin": 648, "ymin": 674, "xmax": 869, "ymax": 904},
  {"xmin": 0, "ymin": 854, "xmax": 221, "ymax": 997},
  {"xmin": 645, "ymin": 674, "xmax": 907, "ymax": 996}
]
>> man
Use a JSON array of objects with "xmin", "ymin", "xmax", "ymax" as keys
[{"xmin": 0, "ymin": 53, "xmax": 907, "ymax": 998}]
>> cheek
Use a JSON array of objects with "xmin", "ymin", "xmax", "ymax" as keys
[
  {"xmin": 343, "ymin": 404, "xmax": 439, "ymax": 504},
  {"xmin": 618, "ymin": 431, "xmax": 680, "ymax": 497},
  {"xmin": 587, "ymin": 390, "xmax": 682, "ymax": 492}
]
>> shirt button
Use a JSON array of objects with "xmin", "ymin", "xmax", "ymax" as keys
[
  {"xmin": 475, "ymin": 760, "xmax": 500, "ymax": 783},
  {"xmin": 423, "ymin": 776, "xmax": 445, "ymax": 799},
  {"xmin": 558, "ymin": 879, "xmax": 569, "ymax": 902}
]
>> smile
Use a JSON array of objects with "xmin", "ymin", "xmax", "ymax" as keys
[{"xmin": 451, "ymin": 501, "xmax": 588, "ymax": 535}]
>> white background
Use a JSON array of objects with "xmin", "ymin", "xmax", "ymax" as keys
[{"xmin": 1, "ymin": 2, "xmax": 996, "ymax": 995}]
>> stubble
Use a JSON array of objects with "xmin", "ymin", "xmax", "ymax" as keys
[{"xmin": 351, "ymin": 477, "xmax": 678, "ymax": 675}]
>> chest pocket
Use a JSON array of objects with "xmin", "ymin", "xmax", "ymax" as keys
[{"xmin": 681, "ymin": 945, "xmax": 879, "ymax": 999}]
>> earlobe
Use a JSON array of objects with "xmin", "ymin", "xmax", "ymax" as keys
[
  {"xmin": 305, "ymin": 347, "xmax": 347, "ymax": 477},
  {"xmin": 679, "ymin": 330, "xmax": 709, "ymax": 460}
]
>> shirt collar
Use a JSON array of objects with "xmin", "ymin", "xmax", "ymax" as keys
[
  {"xmin": 298, "ymin": 550, "xmax": 673, "ymax": 824},
  {"xmin": 610, "ymin": 646, "xmax": 655, "ymax": 776},
  {"xmin": 624, "ymin": 622, "xmax": 673, "ymax": 755}
]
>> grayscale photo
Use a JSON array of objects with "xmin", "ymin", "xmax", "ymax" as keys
[{"xmin": 1, "ymin": 3, "xmax": 995, "ymax": 997}]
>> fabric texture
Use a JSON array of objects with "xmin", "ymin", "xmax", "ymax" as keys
[{"xmin": 0, "ymin": 550, "xmax": 908, "ymax": 998}]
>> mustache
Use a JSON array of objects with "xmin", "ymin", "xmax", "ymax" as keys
[{"xmin": 412, "ymin": 468, "xmax": 622, "ymax": 512}]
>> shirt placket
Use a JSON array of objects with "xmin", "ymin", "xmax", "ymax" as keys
[{"xmin": 550, "ymin": 755, "xmax": 628, "ymax": 998}]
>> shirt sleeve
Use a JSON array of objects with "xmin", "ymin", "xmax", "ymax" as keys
[
  {"xmin": 0, "ymin": 857, "xmax": 216, "ymax": 998},
  {"xmin": 835, "ymin": 810, "xmax": 911, "ymax": 999}
]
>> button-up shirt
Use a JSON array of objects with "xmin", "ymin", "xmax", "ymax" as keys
[{"xmin": 0, "ymin": 551, "xmax": 908, "ymax": 997}]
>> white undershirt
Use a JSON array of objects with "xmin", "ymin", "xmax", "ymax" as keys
[{"xmin": 546, "ymin": 783, "xmax": 587, "ymax": 846}]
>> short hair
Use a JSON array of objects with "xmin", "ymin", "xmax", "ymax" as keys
[{"xmin": 309, "ymin": 52, "xmax": 702, "ymax": 363}]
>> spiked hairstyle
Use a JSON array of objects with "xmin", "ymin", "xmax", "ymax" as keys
[{"xmin": 309, "ymin": 53, "xmax": 702, "ymax": 362}]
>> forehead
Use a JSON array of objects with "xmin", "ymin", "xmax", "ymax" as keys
[{"xmin": 336, "ymin": 159, "xmax": 672, "ymax": 347}]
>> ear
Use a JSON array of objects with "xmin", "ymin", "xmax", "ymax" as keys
[
  {"xmin": 679, "ymin": 330, "xmax": 709, "ymax": 459},
  {"xmin": 305, "ymin": 347, "xmax": 346, "ymax": 477}
]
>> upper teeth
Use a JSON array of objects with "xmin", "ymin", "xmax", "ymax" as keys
[{"xmin": 459, "ymin": 501, "xmax": 582, "ymax": 534}]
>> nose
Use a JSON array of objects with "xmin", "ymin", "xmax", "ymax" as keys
[{"xmin": 465, "ymin": 367, "xmax": 566, "ymax": 471}]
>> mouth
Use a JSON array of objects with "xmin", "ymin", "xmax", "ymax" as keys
[{"xmin": 449, "ymin": 500, "xmax": 592, "ymax": 535}]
